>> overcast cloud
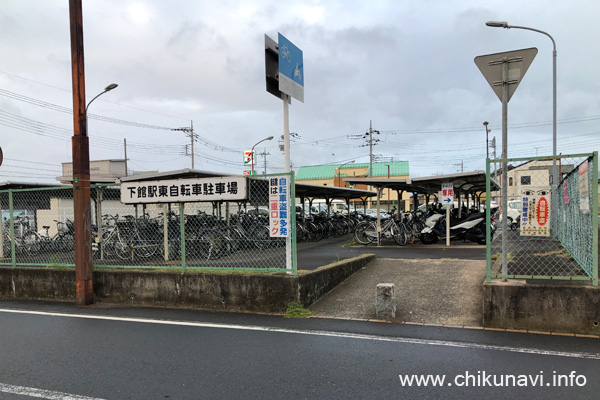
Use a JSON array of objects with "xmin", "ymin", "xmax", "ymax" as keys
[{"xmin": 1, "ymin": 0, "xmax": 599, "ymax": 182}]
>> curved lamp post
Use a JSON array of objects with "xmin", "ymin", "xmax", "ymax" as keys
[
  {"xmin": 483, "ymin": 121, "xmax": 490, "ymax": 159},
  {"xmin": 85, "ymin": 83, "xmax": 118, "ymax": 114},
  {"xmin": 251, "ymin": 136, "xmax": 274, "ymax": 175},
  {"xmin": 486, "ymin": 21, "xmax": 557, "ymax": 185},
  {"xmin": 337, "ymin": 160, "xmax": 355, "ymax": 187},
  {"xmin": 72, "ymin": 83, "xmax": 118, "ymax": 305},
  {"xmin": 85, "ymin": 84, "xmax": 118, "ymax": 264}
]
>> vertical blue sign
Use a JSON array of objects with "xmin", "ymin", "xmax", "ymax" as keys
[{"xmin": 278, "ymin": 33, "xmax": 304, "ymax": 103}]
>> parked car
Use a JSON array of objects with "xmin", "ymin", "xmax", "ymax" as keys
[
  {"xmin": 498, "ymin": 199, "xmax": 521, "ymax": 223},
  {"xmin": 356, "ymin": 209, "xmax": 390, "ymax": 219}
]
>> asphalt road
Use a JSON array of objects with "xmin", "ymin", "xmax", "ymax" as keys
[
  {"xmin": 297, "ymin": 235, "xmax": 486, "ymax": 270},
  {"xmin": 0, "ymin": 300, "xmax": 598, "ymax": 399}
]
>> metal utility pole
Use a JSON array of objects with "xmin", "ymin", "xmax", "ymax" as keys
[
  {"xmin": 364, "ymin": 121, "xmax": 379, "ymax": 177},
  {"xmin": 124, "ymin": 138, "xmax": 128, "ymax": 176},
  {"xmin": 69, "ymin": 0, "xmax": 93, "ymax": 305},
  {"xmin": 190, "ymin": 121, "xmax": 194, "ymax": 169},
  {"xmin": 173, "ymin": 121, "xmax": 197, "ymax": 169},
  {"xmin": 369, "ymin": 121, "xmax": 373, "ymax": 177},
  {"xmin": 454, "ymin": 160, "xmax": 464, "ymax": 173},
  {"xmin": 483, "ymin": 121, "xmax": 490, "ymax": 159},
  {"xmin": 258, "ymin": 149, "xmax": 270, "ymax": 174},
  {"xmin": 491, "ymin": 136, "xmax": 497, "ymax": 193}
]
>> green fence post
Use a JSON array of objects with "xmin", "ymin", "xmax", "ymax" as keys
[
  {"xmin": 486, "ymin": 158, "xmax": 491, "ymax": 283},
  {"xmin": 290, "ymin": 171, "xmax": 297, "ymax": 275},
  {"xmin": 179, "ymin": 202, "xmax": 186, "ymax": 274},
  {"xmin": 593, "ymin": 152, "xmax": 598, "ymax": 286},
  {"xmin": 8, "ymin": 190, "xmax": 15, "ymax": 268}
]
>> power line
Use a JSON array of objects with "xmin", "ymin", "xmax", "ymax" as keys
[
  {"xmin": 0, "ymin": 69, "xmax": 190, "ymax": 121},
  {"xmin": 0, "ymin": 89, "xmax": 175, "ymax": 130}
]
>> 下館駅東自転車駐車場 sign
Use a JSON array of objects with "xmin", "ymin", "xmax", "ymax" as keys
[{"xmin": 120, "ymin": 177, "xmax": 247, "ymax": 204}]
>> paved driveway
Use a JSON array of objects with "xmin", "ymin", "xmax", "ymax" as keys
[
  {"xmin": 309, "ymin": 257, "xmax": 486, "ymax": 327},
  {"xmin": 297, "ymin": 235, "xmax": 486, "ymax": 271}
]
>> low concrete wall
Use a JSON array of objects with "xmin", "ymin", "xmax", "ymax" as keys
[
  {"xmin": 0, "ymin": 254, "xmax": 374, "ymax": 313},
  {"xmin": 297, "ymin": 254, "xmax": 375, "ymax": 306},
  {"xmin": 483, "ymin": 280, "xmax": 600, "ymax": 335}
]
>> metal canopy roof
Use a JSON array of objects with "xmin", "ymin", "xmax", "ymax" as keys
[
  {"xmin": 0, "ymin": 181, "xmax": 69, "ymax": 190},
  {"xmin": 295, "ymin": 182, "xmax": 376, "ymax": 200},
  {"xmin": 343, "ymin": 170, "xmax": 498, "ymax": 195},
  {"xmin": 411, "ymin": 170, "xmax": 498, "ymax": 194},
  {"xmin": 119, "ymin": 169, "xmax": 233, "ymax": 183},
  {"xmin": 341, "ymin": 177, "xmax": 423, "ymax": 193}
]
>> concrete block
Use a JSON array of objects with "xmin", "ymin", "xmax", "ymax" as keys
[
  {"xmin": 376, "ymin": 283, "xmax": 396, "ymax": 319},
  {"xmin": 483, "ymin": 280, "xmax": 600, "ymax": 335}
]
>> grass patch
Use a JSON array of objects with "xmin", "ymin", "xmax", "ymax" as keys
[
  {"xmin": 89, "ymin": 266, "xmax": 285, "ymax": 275},
  {"xmin": 284, "ymin": 302, "xmax": 312, "ymax": 318},
  {"xmin": 341, "ymin": 237, "xmax": 358, "ymax": 247},
  {"xmin": 46, "ymin": 255, "xmax": 71, "ymax": 269},
  {"xmin": 490, "ymin": 252, "xmax": 516, "ymax": 263},
  {"xmin": 533, "ymin": 249, "xmax": 575, "ymax": 261}
]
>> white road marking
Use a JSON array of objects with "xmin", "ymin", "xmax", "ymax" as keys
[
  {"xmin": 1, "ymin": 308, "xmax": 599, "ymax": 361},
  {"xmin": 0, "ymin": 383, "xmax": 105, "ymax": 400}
]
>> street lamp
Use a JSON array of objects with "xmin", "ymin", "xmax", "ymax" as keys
[
  {"xmin": 483, "ymin": 121, "xmax": 490, "ymax": 159},
  {"xmin": 486, "ymin": 21, "xmax": 557, "ymax": 185},
  {"xmin": 251, "ymin": 136, "xmax": 274, "ymax": 175},
  {"xmin": 84, "ymin": 83, "xmax": 118, "ymax": 265},
  {"xmin": 85, "ymin": 83, "xmax": 118, "ymax": 114},
  {"xmin": 337, "ymin": 160, "xmax": 355, "ymax": 187}
]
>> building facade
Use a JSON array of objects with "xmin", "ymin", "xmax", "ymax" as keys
[{"xmin": 296, "ymin": 161, "xmax": 411, "ymax": 211}]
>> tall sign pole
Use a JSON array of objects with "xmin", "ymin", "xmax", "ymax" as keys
[
  {"xmin": 69, "ymin": 0, "xmax": 93, "ymax": 305},
  {"xmin": 475, "ymin": 47, "xmax": 537, "ymax": 279},
  {"xmin": 264, "ymin": 33, "xmax": 303, "ymax": 273},
  {"xmin": 500, "ymin": 58, "xmax": 509, "ymax": 277},
  {"xmin": 283, "ymin": 94, "xmax": 290, "ymax": 172}
]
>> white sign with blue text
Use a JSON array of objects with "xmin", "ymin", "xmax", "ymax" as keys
[{"xmin": 278, "ymin": 33, "xmax": 304, "ymax": 103}]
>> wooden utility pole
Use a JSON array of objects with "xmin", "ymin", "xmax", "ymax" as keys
[{"xmin": 69, "ymin": 0, "xmax": 93, "ymax": 305}]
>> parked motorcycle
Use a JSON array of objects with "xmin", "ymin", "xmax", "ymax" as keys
[
  {"xmin": 419, "ymin": 211, "xmax": 491, "ymax": 245},
  {"xmin": 510, "ymin": 214, "xmax": 521, "ymax": 231}
]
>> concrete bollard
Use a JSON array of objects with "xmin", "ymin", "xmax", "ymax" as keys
[{"xmin": 376, "ymin": 283, "xmax": 396, "ymax": 319}]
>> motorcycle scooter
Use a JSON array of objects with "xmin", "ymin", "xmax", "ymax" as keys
[{"xmin": 419, "ymin": 211, "xmax": 490, "ymax": 245}]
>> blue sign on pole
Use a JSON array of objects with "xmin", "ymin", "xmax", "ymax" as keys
[{"xmin": 278, "ymin": 33, "xmax": 304, "ymax": 103}]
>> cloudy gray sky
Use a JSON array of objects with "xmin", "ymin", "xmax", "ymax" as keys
[{"xmin": 1, "ymin": 0, "xmax": 599, "ymax": 183}]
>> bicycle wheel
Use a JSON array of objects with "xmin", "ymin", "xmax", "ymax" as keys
[
  {"xmin": 23, "ymin": 232, "xmax": 41, "ymax": 255},
  {"xmin": 391, "ymin": 223, "xmax": 408, "ymax": 246},
  {"xmin": 354, "ymin": 221, "xmax": 375, "ymax": 245},
  {"xmin": 251, "ymin": 225, "xmax": 271, "ymax": 249},
  {"xmin": 223, "ymin": 226, "xmax": 243, "ymax": 252},
  {"xmin": 115, "ymin": 239, "xmax": 132, "ymax": 261},
  {"xmin": 197, "ymin": 229, "xmax": 228, "ymax": 260},
  {"xmin": 134, "ymin": 236, "xmax": 159, "ymax": 259},
  {"xmin": 309, "ymin": 222, "xmax": 325, "ymax": 242},
  {"xmin": 62, "ymin": 233, "xmax": 75, "ymax": 252},
  {"xmin": 295, "ymin": 224, "xmax": 305, "ymax": 242}
]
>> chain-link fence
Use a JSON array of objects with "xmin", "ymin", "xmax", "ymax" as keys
[
  {"xmin": 486, "ymin": 153, "xmax": 598, "ymax": 285},
  {"xmin": 0, "ymin": 173, "xmax": 297, "ymax": 274}
]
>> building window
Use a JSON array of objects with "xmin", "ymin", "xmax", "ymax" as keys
[
  {"xmin": 509, "ymin": 177, "xmax": 513, "ymax": 186},
  {"xmin": 521, "ymin": 175, "xmax": 531, "ymax": 185}
]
